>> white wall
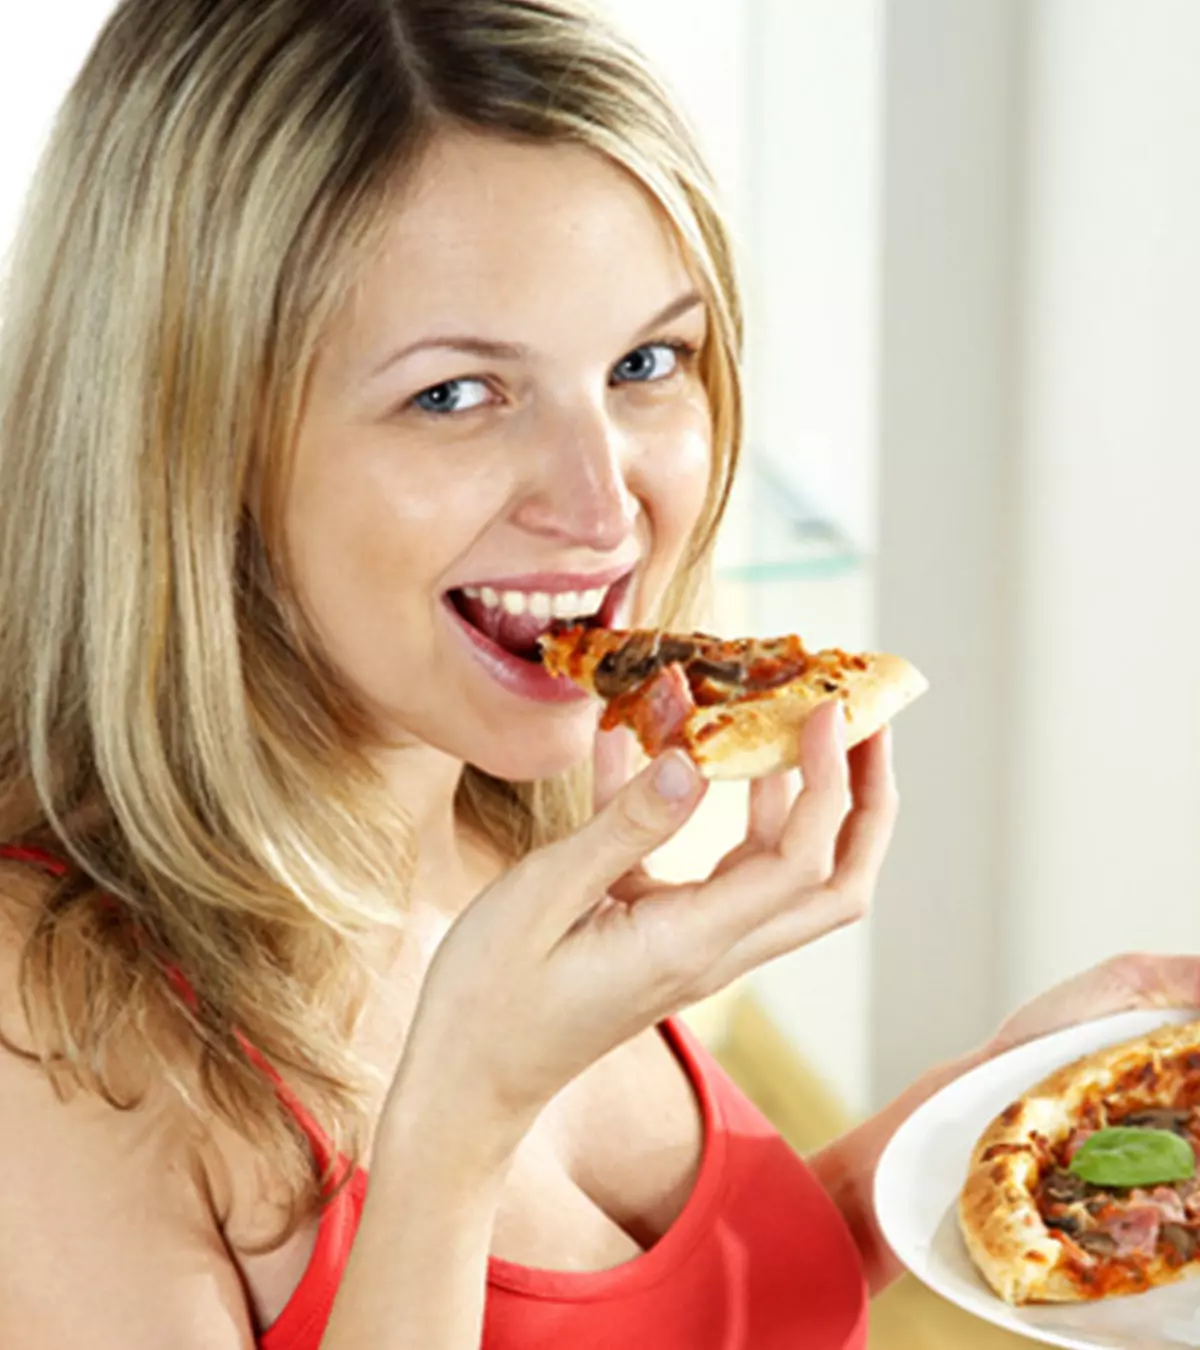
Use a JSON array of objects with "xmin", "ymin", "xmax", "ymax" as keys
[
  {"xmin": 0, "ymin": 5, "xmax": 118, "ymax": 265},
  {"xmin": 598, "ymin": 0, "xmax": 749, "ymax": 225},
  {"xmin": 872, "ymin": 0, "xmax": 1200, "ymax": 1103},
  {"xmin": 746, "ymin": 0, "xmax": 885, "ymax": 555},
  {"xmin": 870, "ymin": 0, "xmax": 1024, "ymax": 1101},
  {"xmin": 737, "ymin": 0, "xmax": 884, "ymax": 1115},
  {"xmin": 1006, "ymin": 0, "xmax": 1200, "ymax": 1005}
]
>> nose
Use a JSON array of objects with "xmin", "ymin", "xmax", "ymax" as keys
[{"xmin": 511, "ymin": 405, "xmax": 639, "ymax": 552}]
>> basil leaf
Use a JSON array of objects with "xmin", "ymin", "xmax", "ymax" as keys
[{"xmin": 1068, "ymin": 1126, "xmax": 1195, "ymax": 1188}]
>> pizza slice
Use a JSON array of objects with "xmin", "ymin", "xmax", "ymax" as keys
[
  {"xmin": 960, "ymin": 1018, "xmax": 1200, "ymax": 1304},
  {"xmin": 538, "ymin": 625, "xmax": 928, "ymax": 780}
]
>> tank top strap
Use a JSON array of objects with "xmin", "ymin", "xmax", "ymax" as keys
[
  {"xmin": 0, "ymin": 840, "xmax": 343, "ymax": 1182},
  {"xmin": 0, "ymin": 842, "xmax": 71, "ymax": 876}
]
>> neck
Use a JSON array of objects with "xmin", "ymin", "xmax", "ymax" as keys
[{"xmin": 369, "ymin": 740, "xmax": 506, "ymax": 923}]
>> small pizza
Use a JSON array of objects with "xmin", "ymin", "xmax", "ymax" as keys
[
  {"xmin": 538, "ymin": 626, "xmax": 927, "ymax": 780},
  {"xmin": 960, "ymin": 1018, "xmax": 1200, "ymax": 1304}
]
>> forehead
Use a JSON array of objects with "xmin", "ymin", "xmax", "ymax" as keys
[{"xmin": 333, "ymin": 127, "xmax": 698, "ymax": 363}]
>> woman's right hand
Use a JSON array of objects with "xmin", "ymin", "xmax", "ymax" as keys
[{"xmin": 393, "ymin": 700, "xmax": 898, "ymax": 1160}]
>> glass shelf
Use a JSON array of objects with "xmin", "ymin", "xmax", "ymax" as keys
[{"xmin": 714, "ymin": 459, "xmax": 865, "ymax": 584}]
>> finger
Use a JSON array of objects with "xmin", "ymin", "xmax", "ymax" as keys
[
  {"xmin": 1113, "ymin": 953, "xmax": 1200, "ymax": 1008},
  {"xmin": 533, "ymin": 750, "xmax": 707, "ymax": 931},
  {"xmin": 712, "ymin": 734, "xmax": 897, "ymax": 980},
  {"xmin": 703, "ymin": 882, "xmax": 866, "ymax": 990},
  {"xmin": 609, "ymin": 863, "xmax": 663, "ymax": 905},
  {"xmin": 699, "ymin": 704, "xmax": 849, "ymax": 915},
  {"xmin": 747, "ymin": 769, "xmax": 797, "ymax": 849},
  {"xmin": 563, "ymin": 892, "xmax": 621, "ymax": 939},
  {"xmin": 593, "ymin": 725, "xmax": 639, "ymax": 814},
  {"xmin": 706, "ymin": 770, "xmax": 797, "ymax": 881},
  {"xmin": 679, "ymin": 711, "xmax": 865, "ymax": 978},
  {"xmin": 831, "ymin": 729, "xmax": 899, "ymax": 883},
  {"xmin": 778, "ymin": 698, "xmax": 851, "ymax": 870},
  {"xmin": 711, "ymin": 704, "xmax": 845, "ymax": 884}
]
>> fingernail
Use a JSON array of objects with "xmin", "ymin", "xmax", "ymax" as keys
[{"xmin": 654, "ymin": 752, "xmax": 696, "ymax": 801}]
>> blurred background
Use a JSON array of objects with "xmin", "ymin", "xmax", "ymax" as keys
[{"xmin": 3, "ymin": 2, "xmax": 1198, "ymax": 1346}]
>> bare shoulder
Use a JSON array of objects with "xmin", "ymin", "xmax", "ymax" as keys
[{"xmin": 0, "ymin": 863, "xmax": 256, "ymax": 1349}]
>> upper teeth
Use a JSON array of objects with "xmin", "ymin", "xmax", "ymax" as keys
[{"xmin": 461, "ymin": 586, "xmax": 607, "ymax": 620}]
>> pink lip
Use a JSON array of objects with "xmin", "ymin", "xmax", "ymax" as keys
[
  {"xmin": 452, "ymin": 562, "xmax": 637, "ymax": 594},
  {"xmin": 443, "ymin": 571, "xmax": 634, "ymax": 706},
  {"xmin": 444, "ymin": 600, "xmax": 591, "ymax": 704}
]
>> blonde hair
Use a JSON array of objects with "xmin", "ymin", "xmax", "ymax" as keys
[{"xmin": 0, "ymin": 0, "xmax": 743, "ymax": 1236}]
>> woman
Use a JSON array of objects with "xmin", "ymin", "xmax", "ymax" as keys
[{"xmin": 0, "ymin": 2, "xmax": 1193, "ymax": 1346}]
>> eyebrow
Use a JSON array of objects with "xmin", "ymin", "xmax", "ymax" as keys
[{"xmin": 366, "ymin": 289, "xmax": 707, "ymax": 380}]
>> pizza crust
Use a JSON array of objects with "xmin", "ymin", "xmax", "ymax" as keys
[
  {"xmin": 959, "ymin": 1018, "xmax": 1200, "ymax": 1304},
  {"xmin": 959, "ymin": 1093, "xmax": 1077, "ymax": 1303},
  {"xmin": 687, "ymin": 652, "xmax": 928, "ymax": 780},
  {"xmin": 539, "ymin": 628, "xmax": 929, "ymax": 782}
]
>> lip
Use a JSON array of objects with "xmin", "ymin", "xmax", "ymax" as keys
[
  {"xmin": 444, "ymin": 570, "xmax": 634, "ymax": 705},
  {"xmin": 451, "ymin": 562, "xmax": 638, "ymax": 595}
]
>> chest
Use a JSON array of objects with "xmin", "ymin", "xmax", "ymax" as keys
[{"xmin": 222, "ymin": 1025, "xmax": 706, "ymax": 1333}]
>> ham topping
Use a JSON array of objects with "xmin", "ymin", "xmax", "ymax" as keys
[
  {"xmin": 1130, "ymin": 1186, "xmax": 1188, "ymax": 1224},
  {"xmin": 1099, "ymin": 1205, "xmax": 1162, "ymax": 1259},
  {"xmin": 600, "ymin": 661, "xmax": 696, "ymax": 756},
  {"xmin": 1064, "ymin": 1127, "xmax": 1097, "ymax": 1163}
]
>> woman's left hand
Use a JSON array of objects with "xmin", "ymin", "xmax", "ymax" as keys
[{"xmin": 989, "ymin": 952, "xmax": 1200, "ymax": 1057}]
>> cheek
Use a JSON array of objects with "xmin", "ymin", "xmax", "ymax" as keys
[
  {"xmin": 283, "ymin": 431, "xmax": 510, "ymax": 653},
  {"xmin": 660, "ymin": 425, "xmax": 713, "ymax": 519},
  {"xmin": 632, "ymin": 403, "xmax": 715, "ymax": 619}
]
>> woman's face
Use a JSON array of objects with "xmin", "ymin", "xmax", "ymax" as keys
[{"xmin": 287, "ymin": 127, "xmax": 713, "ymax": 780}]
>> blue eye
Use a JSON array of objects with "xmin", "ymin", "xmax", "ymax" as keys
[
  {"xmin": 612, "ymin": 343, "xmax": 684, "ymax": 385},
  {"xmin": 412, "ymin": 377, "xmax": 491, "ymax": 414}
]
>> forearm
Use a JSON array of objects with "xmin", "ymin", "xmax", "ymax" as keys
[
  {"xmin": 809, "ymin": 1041, "xmax": 995, "ymax": 1296},
  {"xmin": 321, "ymin": 1093, "xmax": 522, "ymax": 1350}
]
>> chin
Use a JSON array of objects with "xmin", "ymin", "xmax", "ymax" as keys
[{"xmin": 459, "ymin": 714, "xmax": 599, "ymax": 784}]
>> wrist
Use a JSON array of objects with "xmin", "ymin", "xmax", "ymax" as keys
[{"xmin": 380, "ymin": 1058, "xmax": 535, "ymax": 1185}]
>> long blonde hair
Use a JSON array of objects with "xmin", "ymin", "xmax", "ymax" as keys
[{"xmin": 0, "ymin": 0, "xmax": 743, "ymax": 1234}]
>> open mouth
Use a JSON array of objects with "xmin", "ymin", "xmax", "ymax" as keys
[{"xmin": 445, "ymin": 572, "xmax": 632, "ymax": 664}]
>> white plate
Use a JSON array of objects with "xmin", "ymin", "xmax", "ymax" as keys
[{"xmin": 875, "ymin": 1009, "xmax": 1200, "ymax": 1350}]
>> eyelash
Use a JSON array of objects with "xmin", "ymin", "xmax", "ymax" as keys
[
  {"xmin": 609, "ymin": 340, "xmax": 700, "ymax": 386},
  {"xmin": 401, "ymin": 339, "xmax": 702, "ymax": 418}
]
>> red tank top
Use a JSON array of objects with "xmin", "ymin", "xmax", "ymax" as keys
[{"xmin": 1, "ymin": 843, "xmax": 868, "ymax": 1349}]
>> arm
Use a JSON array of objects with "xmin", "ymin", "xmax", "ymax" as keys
[
  {"xmin": 807, "ymin": 1042, "xmax": 993, "ymax": 1296},
  {"xmin": 0, "ymin": 885, "xmax": 517, "ymax": 1350},
  {"xmin": 319, "ymin": 1083, "xmax": 518, "ymax": 1350}
]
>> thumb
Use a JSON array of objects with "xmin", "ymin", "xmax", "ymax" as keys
[{"xmin": 539, "ymin": 750, "xmax": 706, "ymax": 927}]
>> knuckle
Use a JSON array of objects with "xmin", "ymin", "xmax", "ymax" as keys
[
  {"xmin": 779, "ymin": 833, "xmax": 836, "ymax": 879},
  {"xmin": 687, "ymin": 965, "xmax": 729, "ymax": 1005},
  {"xmin": 512, "ymin": 847, "xmax": 553, "ymax": 891},
  {"xmin": 659, "ymin": 959, "xmax": 701, "ymax": 1004},
  {"xmin": 642, "ymin": 949, "xmax": 697, "ymax": 1008},
  {"xmin": 1110, "ymin": 950, "xmax": 1151, "ymax": 987},
  {"xmin": 609, "ymin": 793, "xmax": 663, "ymax": 850},
  {"xmin": 830, "ymin": 884, "xmax": 871, "ymax": 926},
  {"xmin": 641, "ymin": 917, "xmax": 712, "ymax": 1003},
  {"xmin": 809, "ymin": 773, "xmax": 848, "ymax": 809}
]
